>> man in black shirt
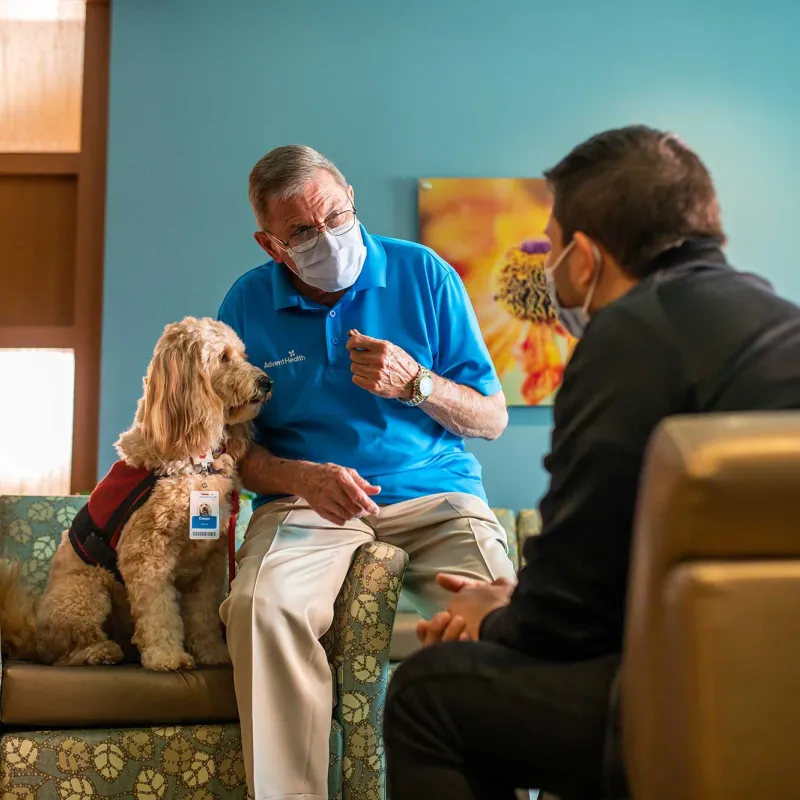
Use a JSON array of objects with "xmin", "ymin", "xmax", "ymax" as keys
[{"xmin": 383, "ymin": 125, "xmax": 800, "ymax": 799}]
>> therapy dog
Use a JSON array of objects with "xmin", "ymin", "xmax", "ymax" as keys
[{"xmin": 0, "ymin": 317, "xmax": 271, "ymax": 671}]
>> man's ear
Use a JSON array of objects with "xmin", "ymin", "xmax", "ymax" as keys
[
  {"xmin": 348, "ymin": 184, "xmax": 355, "ymax": 206},
  {"xmin": 254, "ymin": 231, "xmax": 283, "ymax": 264},
  {"xmin": 571, "ymin": 231, "xmax": 600, "ymax": 289}
]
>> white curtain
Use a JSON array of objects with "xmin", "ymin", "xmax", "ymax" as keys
[
  {"xmin": 0, "ymin": 348, "xmax": 75, "ymax": 495},
  {"xmin": 0, "ymin": 0, "xmax": 85, "ymax": 22}
]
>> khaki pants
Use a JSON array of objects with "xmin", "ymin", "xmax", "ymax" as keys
[{"xmin": 219, "ymin": 491, "xmax": 516, "ymax": 800}]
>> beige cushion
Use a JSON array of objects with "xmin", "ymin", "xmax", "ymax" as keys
[
  {"xmin": 0, "ymin": 662, "xmax": 238, "ymax": 727},
  {"xmin": 659, "ymin": 561, "xmax": 800, "ymax": 799}
]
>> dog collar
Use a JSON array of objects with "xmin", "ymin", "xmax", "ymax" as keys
[{"xmin": 192, "ymin": 448, "xmax": 225, "ymax": 475}]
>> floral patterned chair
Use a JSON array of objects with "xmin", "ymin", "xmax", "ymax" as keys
[{"xmin": 0, "ymin": 494, "xmax": 408, "ymax": 800}]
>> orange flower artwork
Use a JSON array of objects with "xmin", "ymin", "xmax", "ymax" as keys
[{"xmin": 418, "ymin": 178, "xmax": 577, "ymax": 406}]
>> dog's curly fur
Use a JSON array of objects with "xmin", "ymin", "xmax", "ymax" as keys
[{"xmin": 0, "ymin": 317, "xmax": 270, "ymax": 671}]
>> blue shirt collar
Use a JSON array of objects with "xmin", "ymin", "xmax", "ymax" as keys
[{"xmin": 271, "ymin": 223, "xmax": 386, "ymax": 310}]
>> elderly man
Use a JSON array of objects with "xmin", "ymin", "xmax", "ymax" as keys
[{"xmin": 217, "ymin": 144, "xmax": 515, "ymax": 800}]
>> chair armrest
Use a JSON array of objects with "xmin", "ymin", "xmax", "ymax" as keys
[
  {"xmin": 0, "ymin": 621, "xmax": 5, "ymax": 706},
  {"xmin": 330, "ymin": 541, "xmax": 408, "ymax": 799},
  {"xmin": 517, "ymin": 509, "xmax": 542, "ymax": 567},
  {"xmin": 492, "ymin": 508, "xmax": 519, "ymax": 571}
]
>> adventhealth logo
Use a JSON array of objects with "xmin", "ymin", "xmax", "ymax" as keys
[{"xmin": 264, "ymin": 350, "xmax": 307, "ymax": 368}]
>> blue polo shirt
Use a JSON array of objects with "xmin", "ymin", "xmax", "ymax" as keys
[{"xmin": 218, "ymin": 225, "xmax": 502, "ymax": 511}]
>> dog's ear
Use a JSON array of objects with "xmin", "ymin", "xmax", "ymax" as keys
[{"xmin": 140, "ymin": 336, "xmax": 225, "ymax": 460}]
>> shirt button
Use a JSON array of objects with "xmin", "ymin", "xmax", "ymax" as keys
[
  {"xmin": 329, "ymin": 310, "xmax": 336, "ymax": 318},
  {"xmin": 332, "ymin": 337, "xmax": 339, "ymax": 345}
]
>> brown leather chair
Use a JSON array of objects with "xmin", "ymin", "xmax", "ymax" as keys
[{"xmin": 623, "ymin": 412, "xmax": 800, "ymax": 800}]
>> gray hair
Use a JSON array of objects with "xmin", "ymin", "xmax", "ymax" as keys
[{"xmin": 248, "ymin": 145, "xmax": 347, "ymax": 229}]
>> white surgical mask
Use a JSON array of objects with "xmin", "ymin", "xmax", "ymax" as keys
[
  {"xmin": 544, "ymin": 240, "xmax": 602, "ymax": 338},
  {"xmin": 288, "ymin": 222, "xmax": 367, "ymax": 293}
]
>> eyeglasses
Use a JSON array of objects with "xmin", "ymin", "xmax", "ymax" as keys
[{"xmin": 265, "ymin": 206, "xmax": 358, "ymax": 255}]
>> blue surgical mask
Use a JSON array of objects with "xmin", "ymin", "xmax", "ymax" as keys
[{"xmin": 544, "ymin": 240, "xmax": 602, "ymax": 339}]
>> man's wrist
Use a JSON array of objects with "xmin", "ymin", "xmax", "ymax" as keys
[
  {"xmin": 424, "ymin": 372, "xmax": 445, "ymax": 404},
  {"xmin": 400, "ymin": 365, "xmax": 436, "ymax": 406},
  {"xmin": 279, "ymin": 457, "xmax": 317, "ymax": 497},
  {"xmin": 400, "ymin": 363, "xmax": 421, "ymax": 402}
]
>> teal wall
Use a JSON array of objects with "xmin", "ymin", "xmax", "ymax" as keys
[{"xmin": 101, "ymin": 0, "xmax": 800, "ymax": 508}]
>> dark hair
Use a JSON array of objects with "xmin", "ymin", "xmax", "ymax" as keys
[{"xmin": 543, "ymin": 125, "xmax": 725, "ymax": 278}]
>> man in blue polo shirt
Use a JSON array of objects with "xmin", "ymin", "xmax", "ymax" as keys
[{"xmin": 218, "ymin": 144, "xmax": 515, "ymax": 800}]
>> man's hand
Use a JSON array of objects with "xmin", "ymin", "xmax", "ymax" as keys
[
  {"xmin": 296, "ymin": 462, "xmax": 381, "ymax": 526},
  {"xmin": 416, "ymin": 611, "xmax": 470, "ymax": 647},
  {"xmin": 347, "ymin": 330, "xmax": 419, "ymax": 400},
  {"xmin": 417, "ymin": 574, "xmax": 516, "ymax": 646},
  {"xmin": 446, "ymin": 576, "xmax": 515, "ymax": 639}
]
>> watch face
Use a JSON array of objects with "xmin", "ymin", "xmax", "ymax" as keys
[{"xmin": 419, "ymin": 374, "xmax": 434, "ymax": 397}]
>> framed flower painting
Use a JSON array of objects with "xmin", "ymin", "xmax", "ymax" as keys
[{"xmin": 418, "ymin": 177, "xmax": 577, "ymax": 406}]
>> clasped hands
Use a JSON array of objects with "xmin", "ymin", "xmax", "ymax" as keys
[{"xmin": 417, "ymin": 574, "xmax": 516, "ymax": 646}]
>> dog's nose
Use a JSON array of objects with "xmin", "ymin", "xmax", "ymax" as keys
[{"xmin": 258, "ymin": 374, "xmax": 273, "ymax": 395}]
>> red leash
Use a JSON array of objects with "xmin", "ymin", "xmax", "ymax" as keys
[
  {"xmin": 220, "ymin": 491, "xmax": 239, "ymax": 641},
  {"xmin": 228, "ymin": 490, "xmax": 239, "ymax": 592}
]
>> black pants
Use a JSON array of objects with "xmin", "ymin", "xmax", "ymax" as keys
[{"xmin": 384, "ymin": 640, "xmax": 622, "ymax": 800}]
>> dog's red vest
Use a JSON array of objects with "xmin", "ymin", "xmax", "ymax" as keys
[{"xmin": 68, "ymin": 461, "xmax": 158, "ymax": 579}]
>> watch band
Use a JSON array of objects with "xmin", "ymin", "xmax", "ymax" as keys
[{"xmin": 399, "ymin": 366, "xmax": 432, "ymax": 407}]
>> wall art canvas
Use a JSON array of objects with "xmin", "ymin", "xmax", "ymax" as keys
[{"xmin": 418, "ymin": 177, "xmax": 576, "ymax": 406}]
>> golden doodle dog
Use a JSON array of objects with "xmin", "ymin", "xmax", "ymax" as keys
[{"xmin": 0, "ymin": 317, "xmax": 271, "ymax": 671}]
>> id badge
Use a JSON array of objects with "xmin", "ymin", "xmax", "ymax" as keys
[{"xmin": 190, "ymin": 490, "xmax": 220, "ymax": 540}]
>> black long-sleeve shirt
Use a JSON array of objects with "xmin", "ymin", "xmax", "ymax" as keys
[{"xmin": 481, "ymin": 238, "xmax": 800, "ymax": 660}]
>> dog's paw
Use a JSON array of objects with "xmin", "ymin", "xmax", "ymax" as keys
[
  {"xmin": 66, "ymin": 640, "xmax": 124, "ymax": 666},
  {"xmin": 192, "ymin": 641, "xmax": 232, "ymax": 666},
  {"xmin": 141, "ymin": 648, "xmax": 196, "ymax": 671},
  {"xmin": 211, "ymin": 454, "xmax": 235, "ymax": 477}
]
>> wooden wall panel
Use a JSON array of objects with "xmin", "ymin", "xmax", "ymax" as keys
[
  {"xmin": 0, "ymin": 173, "xmax": 78, "ymax": 326},
  {"xmin": 0, "ymin": 16, "xmax": 85, "ymax": 153},
  {"xmin": 70, "ymin": 0, "xmax": 110, "ymax": 493},
  {"xmin": 0, "ymin": 0, "xmax": 111, "ymax": 493},
  {"xmin": 0, "ymin": 153, "xmax": 81, "ymax": 175}
]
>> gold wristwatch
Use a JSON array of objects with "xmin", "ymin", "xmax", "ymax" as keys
[{"xmin": 399, "ymin": 366, "xmax": 434, "ymax": 407}]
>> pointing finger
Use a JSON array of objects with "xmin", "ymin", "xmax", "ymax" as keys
[{"xmin": 347, "ymin": 330, "xmax": 384, "ymax": 351}]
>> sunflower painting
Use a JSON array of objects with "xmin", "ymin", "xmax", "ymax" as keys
[{"xmin": 418, "ymin": 177, "xmax": 577, "ymax": 406}]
